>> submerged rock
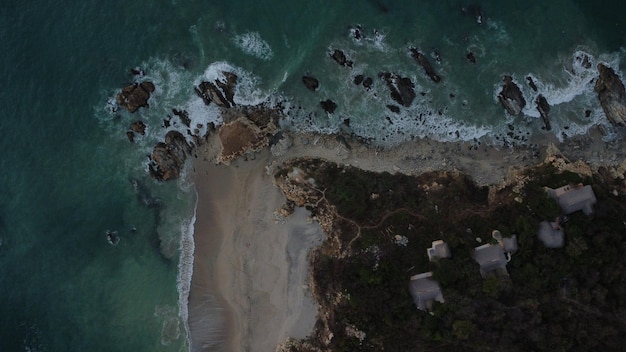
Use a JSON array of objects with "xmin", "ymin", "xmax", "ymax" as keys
[
  {"xmin": 302, "ymin": 75, "xmax": 320, "ymax": 91},
  {"xmin": 130, "ymin": 121, "xmax": 146, "ymax": 135},
  {"xmin": 526, "ymin": 76, "xmax": 538, "ymax": 92},
  {"xmin": 466, "ymin": 51, "xmax": 476, "ymax": 64},
  {"xmin": 536, "ymin": 94, "xmax": 551, "ymax": 131},
  {"xmin": 498, "ymin": 75, "xmax": 526, "ymax": 116},
  {"xmin": 148, "ymin": 131, "xmax": 192, "ymax": 181},
  {"xmin": 594, "ymin": 64, "xmax": 626, "ymax": 125},
  {"xmin": 116, "ymin": 81, "xmax": 155, "ymax": 113},
  {"xmin": 409, "ymin": 48, "xmax": 441, "ymax": 83},
  {"xmin": 379, "ymin": 72, "xmax": 416, "ymax": 107}
]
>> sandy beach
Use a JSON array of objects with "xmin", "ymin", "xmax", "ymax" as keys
[{"xmin": 188, "ymin": 126, "xmax": 626, "ymax": 351}]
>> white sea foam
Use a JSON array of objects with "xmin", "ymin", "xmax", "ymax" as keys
[
  {"xmin": 176, "ymin": 191, "xmax": 197, "ymax": 350},
  {"xmin": 232, "ymin": 31, "xmax": 274, "ymax": 61}
]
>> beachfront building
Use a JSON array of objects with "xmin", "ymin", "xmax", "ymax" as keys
[
  {"xmin": 545, "ymin": 184, "xmax": 597, "ymax": 216},
  {"xmin": 409, "ymin": 272, "xmax": 445, "ymax": 311},
  {"xmin": 538, "ymin": 220, "xmax": 565, "ymax": 248},
  {"xmin": 427, "ymin": 240, "xmax": 451, "ymax": 261},
  {"xmin": 473, "ymin": 243, "xmax": 509, "ymax": 278}
]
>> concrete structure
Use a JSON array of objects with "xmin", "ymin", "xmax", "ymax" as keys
[
  {"xmin": 545, "ymin": 184, "xmax": 597, "ymax": 216},
  {"xmin": 427, "ymin": 240, "xmax": 451, "ymax": 261},
  {"xmin": 538, "ymin": 220, "xmax": 565, "ymax": 248},
  {"xmin": 473, "ymin": 244, "xmax": 509, "ymax": 278},
  {"xmin": 409, "ymin": 272, "xmax": 444, "ymax": 311}
]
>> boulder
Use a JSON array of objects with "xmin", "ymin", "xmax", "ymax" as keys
[
  {"xmin": 130, "ymin": 121, "xmax": 146, "ymax": 135},
  {"xmin": 116, "ymin": 81, "xmax": 155, "ymax": 113},
  {"xmin": 148, "ymin": 131, "xmax": 192, "ymax": 181},
  {"xmin": 330, "ymin": 49, "xmax": 353, "ymax": 68},
  {"xmin": 126, "ymin": 131, "xmax": 135, "ymax": 142},
  {"xmin": 362, "ymin": 77, "xmax": 373, "ymax": 89},
  {"xmin": 302, "ymin": 75, "xmax": 319, "ymax": 91},
  {"xmin": 536, "ymin": 94, "xmax": 551, "ymax": 131},
  {"xmin": 320, "ymin": 99, "xmax": 337, "ymax": 114},
  {"xmin": 498, "ymin": 75, "xmax": 526, "ymax": 116},
  {"xmin": 409, "ymin": 48, "xmax": 441, "ymax": 83},
  {"xmin": 594, "ymin": 64, "xmax": 626, "ymax": 125},
  {"xmin": 379, "ymin": 72, "xmax": 416, "ymax": 107},
  {"xmin": 353, "ymin": 75, "xmax": 364, "ymax": 85}
]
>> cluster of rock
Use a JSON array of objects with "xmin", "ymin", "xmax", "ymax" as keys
[{"xmin": 115, "ymin": 69, "xmax": 283, "ymax": 181}]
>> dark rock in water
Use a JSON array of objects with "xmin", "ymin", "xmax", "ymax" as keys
[
  {"xmin": 353, "ymin": 74, "xmax": 364, "ymax": 85},
  {"xmin": 594, "ymin": 63, "xmax": 626, "ymax": 125},
  {"xmin": 526, "ymin": 76, "xmax": 538, "ymax": 92},
  {"xmin": 107, "ymin": 230, "xmax": 120, "ymax": 245},
  {"xmin": 379, "ymin": 72, "xmax": 416, "ymax": 107},
  {"xmin": 498, "ymin": 75, "xmax": 526, "ymax": 116},
  {"xmin": 130, "ymin": 67, "xmax": 145, "ymax": 77},
  {"xmin": 536, "ymin": 94, "xmax": 551, "ymax": 131},
  {"xmin": 466, "ymin": 51, "xmax": 476, "ymax": 64},
  {"xmin": 343, "ymin": 118, "xmax": 350, "ymax": 127},
  {"xmin": 126, "ymin": 131, "xmax": 135, "ymax": 142},
  {"xmin": 409, "ymin": 48, "xmax": 441, "ymax": 83},
  {"xmin": 576, "ymin": 53, "xmax": 592, "ymax": 69},
  {"xmin": 302, "ymin": 75, "xmax": 320, "ymax": 91},
  {"xmin": 330, "ymin": 49, "xmax": 353, "ymax": 68},
  {"xmin": 362, "ymin": 77, "xmax": 373, "ymax": 89},
  {"xmin": 195, "ymin": 81, "xmax": 230, "ymax": 108},
  {"xmin": 148, "ymin": 130, "xmax": 192, "ymax": 181},
  {"xmin": 320, "ymin": 99, "xmax": 338, "ymax": 114},
  {"xmin": 431, "ymin": 50, "xmax": 442, "ymax": 64},
  {"xmin": 130, "ymin": 121, "xmax": 147, "ymax": 135},
  {"xmin": 116, "ymin": 81, "xmax": 155, "ymax": 113},
  {"xmin": 215, "ymin": 71, "xmax": 238, "ymax": 107},
  {"xmin": 386, "ymin": 104, "xmax": 401, "ymax": 114},
  {"xmin": 585, "ymin": 109, "xmax": 592, "ymax": 118},
  {"xmin": 172, "ymin": 109, "xmax": 191, "ymax": 127}
]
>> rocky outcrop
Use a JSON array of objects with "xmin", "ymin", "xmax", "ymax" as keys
[
  {"xmin": 195, "ymin": 72, "xmax": 238, "ymax": 108},
  {"xmin": 536, "ymin": 94, "xmax": 551, "ymax": 131},
  {"xmin": 498, "ymin": 75, "xmax": 526, "ymax": 116},
  {"xmin": 594, "ymin": 64, "xmax": 626, "ymax": 125},
  {"xmin": 217, "ymin": 104, "xmax": 282, "ymax": 164},
  {"xmin": 320, "ymin": 99, "xmax": 337, "ymax": 114},
  {"xmin": 466, "ymin": 51, "xmax": 476, "ymax": 64},
  {"xmin": 302, "ymin": 75, "xmax": 319, "ymax": 91},
  {"xmin": 130, "ymin": 121, "xmax": 146, "ymax": 135},
  {"xmin": 148, "ymin": 131, "xmax": 192, "ymax": 181},
  {"xmin": 116, "ymin": 81, "xmax": 155, "ymax": 113},
  {"xmin": 329, "ymin": 49, "xmax": 353, "ymax": 68},
  {"xmin": 526, "ymin": 76, "xmax": 538, "ymax": 92},
  {"xmin": 379, "ymin": 72, "xmax": 416, "ymax": 107},
  {"xmin": 409, "ymin": 48, "xmax": 441, "ymax": 83}
]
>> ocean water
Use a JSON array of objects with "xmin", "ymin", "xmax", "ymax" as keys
[{"xmin": 0, "ymin": 0, "xmax": 624, "ymax": 351}]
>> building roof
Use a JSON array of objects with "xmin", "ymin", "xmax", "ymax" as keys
[
  {"xmin": 427, "ymin": 240, "xmax": 451, "ymax": 261},
  {"xmin": 409, "ymin": 272, "xmax": 444, "ymax": 311},
  {"xmin": 473, "ymin": 244, "xmax": 508, "ymax": 278},
  {"xmin": 546, "ymin": 184, "xmax": 597, "ymax": 216},
  {"xmin": 538, "ymin": 220, "xmax": 565, "ymax": 248}
]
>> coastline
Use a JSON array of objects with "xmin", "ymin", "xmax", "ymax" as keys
[{"xmin": 187, "ymin": 125, "xmax": 626, "ymax": 351}]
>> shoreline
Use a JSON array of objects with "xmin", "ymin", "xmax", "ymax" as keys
[{"xmin": 186, "ymin": 126, "xmax": 626, "ymax": 351}]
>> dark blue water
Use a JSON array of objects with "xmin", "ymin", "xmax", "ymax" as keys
[{"xmin": 0, "ymin": 1, "xmax": 623, "ymax": 351}]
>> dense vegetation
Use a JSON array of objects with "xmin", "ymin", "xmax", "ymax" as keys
[{"xmin": 277, "ymin": 159, "xmax": 626, "ymax": 351}]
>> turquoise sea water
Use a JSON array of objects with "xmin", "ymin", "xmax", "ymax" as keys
[{"xmin": 0, "ymin": 1, "xmax": 624, "ymax": 351}]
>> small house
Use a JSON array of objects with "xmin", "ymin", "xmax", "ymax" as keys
[
  {"xmin": 473, "ymin": 244, "xmax": 509, "ymax": 278},
  {"xmin": 545, "ymin": 184, "xmax": 596, "ymax": 216},
  {"xmin": 427, "ymin": 240, "xmax": 451, "ymax": 261},
  {"xmin": 409, "ymin": 272, "xmax": 445, "ymax": 311},
  {"xmin": 537, "ymin": 220, "xmax": 565, "ymax": 248}
]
